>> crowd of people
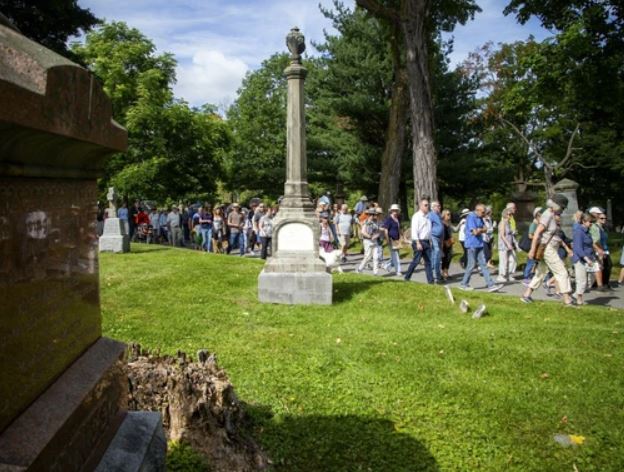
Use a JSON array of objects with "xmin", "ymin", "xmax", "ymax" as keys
[{"xmin": 98, "ymin": 192, "xmax": 624, "ymax": 307}]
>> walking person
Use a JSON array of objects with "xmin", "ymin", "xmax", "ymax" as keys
[
  {"xmin": 227, "ymin": 203, "xmax": 244, "ymax": 256},
  {"xmin": 521, "ymin": 194, "xmax": 575, "ymax": 306},
  {"xmin": 118, "ymin": 202, "xmax": 129, "ymax": 236},
  {"xmin": 382, "ymin": 204, "xmax": 402, "ymax": 276},
  {"xmin": 319, "ymin": 212, "xmax": 335, "ymax": 253},
  {"xmin": 167, "ymin": 206, "xmax": 182, "ymax": 247},
  {"xmin": 457, "ymin": 208, "xmax": 470, "ymax": 269},
  {"xmin": 148, "ymin": 206, "xmax": 160, "ymax": 244},
  {"xmin": 375, "ymin": 207, "xmax": 385, "ymax": 268},
  {"xmin": 572, "ymin": 213, "xmax": 597, "ymax": 305},
  {"xmin": 198, "ymin": 205, "xmax": 213, "ymax": 252},
  {"xmin": 212, "ymin": 207, "xmax": 226, "ymax": 253},
  {"xmin": 459, "ymin": 204, "xmax": 503, "ymax": 292},
  {"xmin": 259, "ymin": 207, "xmax": 274, "ymax": 259},
  {"xmin": 497, "ymin": 207, "xmax": 517, "ymax": 283},
  {"xmin": 483, "ymin": 206, "xmax": 496, "ymax": 269},
  {"xmin": 335, "ymin": 204, "xmax": 353, "ymax": 263},
  {"xmin": 404, "ymin": 198, "xmax": 434, "ymax": 284},
  {"xmin": 521, "ymin": 207, "xmax": 543, "ymax": 285},
  {"xmin": 441, "ymin": 209, "xmax": 454, "ymax": 281},
  {"xmin": 428, "ymin": 201, "xmax": 444, "ymax": 283},
  {"xmin": 356, "ymin": 209, "xmax": 381, "ymax": 275}
]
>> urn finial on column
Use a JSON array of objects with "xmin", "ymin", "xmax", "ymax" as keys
[{"xmin": 286, "ymin": 26, "xmax": 305, "ymax": 64}]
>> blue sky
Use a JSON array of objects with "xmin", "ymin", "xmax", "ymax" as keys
[{"xmin": 80, "ymin": 0, "xmax": 551, "ymax": 108}]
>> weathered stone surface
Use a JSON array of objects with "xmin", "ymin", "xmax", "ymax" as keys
[
  {"xmin": 553, "ymin": 178, "xmax": 579, "ymax": 236},
  {"xmin": 0, "ymin": 23, "xmax": 126, "ymax": 180},
  {"xmin": 0, "ymin": 338, "xmax": 126, "ymax": 471},
  {"xmin": 99, "ymin": 218, "xmax": 130, "ymax": 253},
  {"xmin": 95, "ymin": 412, "xmax": 166, "ymax": 472},
  {"xmin": 258, "ymin": 270, "xmax": 332, "ymax": 305},
  {"xmin": 126, "ymin": 346, "xmax": 267, "ymax": 471},
  {"xmin": 0, "ymin": 177, "xmax": 102, "ymax": 431}
]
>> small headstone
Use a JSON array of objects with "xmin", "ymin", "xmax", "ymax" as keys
[
  {"xmin": 445, "ymin": 286, "xmax": 455, "ymax": 304},
  {"xmin": 459, "ymin": 300, "xmax": 470, "ymax": 314},
  {"xmin": 99, "ymin": 186, "xmax": 130, "ymax": 253},
  {"xmin": 472, "ymin": 304, "xmax": 487, "ymax": 319}
]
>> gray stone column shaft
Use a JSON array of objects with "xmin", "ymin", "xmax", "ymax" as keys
[{"xmin": 283, "ymin": 63, "xmax": 309, "ymax": 204}]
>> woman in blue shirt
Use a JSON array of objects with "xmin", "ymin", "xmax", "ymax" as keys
[{"xmin": 572, "ymin": 213, "xmax": 596, "ymax": 305}]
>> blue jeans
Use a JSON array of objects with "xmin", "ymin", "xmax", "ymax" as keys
[
  {"xmin": 385, "ymin": 246, "xmax": 401, "ymax": 273},
  {"xmin": 431, "ymin": 236, "xmax": 442, "ymax": 281},
  {"xmin": 461, "ymin": 247, "xmax": 494, "ymax": 288},
  {"xmin": 228, "ymin": 232, "xmax": 244, "ymax": 255},
  {"xmin": 523, "ymin": 258, "xmax": 536, "ymax": 280},
  {"xmin": 200, "ymin": 227, "xmax": 212, "ymax": 252},
  {"xmin": 404, "ymin": 240, "xmax": 433, "ymax": 283}
]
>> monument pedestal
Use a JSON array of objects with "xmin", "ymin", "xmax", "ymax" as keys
[
  {"xmin": 259, "ymin": 271, "xmax": 331, "ymax": 305},
  {"xmin": 99, "ymin": 217, "xmax": 130, "ymax": 253}
]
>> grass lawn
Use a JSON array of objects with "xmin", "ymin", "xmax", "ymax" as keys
[{"xmin": 101, "ymin": 245, "xmax": 624, "ymax": 471}]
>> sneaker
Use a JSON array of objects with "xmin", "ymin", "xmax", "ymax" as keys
[
  {"xmin": 355, "ymin": 267, "xmax": 363, "ymax": 274},
  {"xmin": 396, "ymin": 272, "xmax": 402, "ymax": 277},
  {"xmin": 459, "ymin": 285, "xmax": 474, "ymax": 291},
  {"xmin": 520, "ymin": 296, "xmax": 534, "ymax": 304},
  {"xmin": 496, "ymin": 276, "xmax": 507, "ymax": 284},
  {"xmin": 487, "ymin": 284, "xmax": 503, "ymax": 293},
  {"xmin": 373, "ymin": 270, "xmax": 379, "ymax": 276}
]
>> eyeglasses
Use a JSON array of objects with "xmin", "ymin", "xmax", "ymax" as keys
[{"xmin": 599, "ymin": 217, "xmax": 607, "ymax": 220}]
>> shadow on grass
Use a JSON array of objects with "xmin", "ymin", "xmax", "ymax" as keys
[
  {"xmin": 333, "ymin": 278, "xmax": 398, "ymax": 304},
  {"xmin": 586, "ymin": 296, "xmax": 618, "ymax": 306},
  {"xmin": 245, "ymin": 404, "xmax": 438, "ymax": 471}
]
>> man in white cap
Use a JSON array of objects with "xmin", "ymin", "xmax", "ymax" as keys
[
  {"xmin": 588, "ymin": 206, "xmax": 611, "ymax": 290},
  {"xmin": 382, "ymin": 204, "xmax": 402, "ymax": 275},
  {"xmin": 521, "ymin": 194, "xmax": 575, "ymax": 305}
]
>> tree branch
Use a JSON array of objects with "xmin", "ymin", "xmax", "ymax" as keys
[
  {"xmin": 355, "ymin": 0, "xmax": 400, "ymax": 23},
  {"xmin": 499, "ymin": 115, "xmax": 543, "ymax": 161},
  {"xmin": 553, "ymin": 123, "xmax": 580, "ymax": 170}
]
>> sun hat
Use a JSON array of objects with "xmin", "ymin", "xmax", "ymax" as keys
[
  {"xmin": 460, "ymin": 208, "xmax": 470, "ymax": 217},
  {"xmin": 366, "ymin": 208, "xmax": 377, "ymax": 215},
  {"xmin": 389, "ymin": 204, "xmax": 401, "ymax": 212},
  {"xmin": 360, "ymin": 196, "xmax": 368, "ymax": 202},
  {"xmin": 375, "ymin": 207, "xmax": 383, "ymax": 214},
  {"xmin": 588, "ymin": 206, "xmax": 604, "ymax": 215},
  {"xmin": 533, "ymin": 207, "xmax": 543, "ymax": 217}
]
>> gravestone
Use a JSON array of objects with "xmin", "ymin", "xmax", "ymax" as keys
[
  {"xmin": 553, "ymin": 178, "xmax": 579, "ymax": 236},
  {"xmin": 0, "ymin": 21, "xmax": 165, "ymax": 470},
  {"xmin": 99, "ymin": 187, "xmax": 130, "ymax": 253},
  {"xmin": 257, "ymin": 27, "xmax": 332, "ymax": 305}
]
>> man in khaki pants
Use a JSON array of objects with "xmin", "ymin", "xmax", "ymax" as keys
[{"xmin": 521, "ymin": 194, "xmax": 575, "ymax": 306}]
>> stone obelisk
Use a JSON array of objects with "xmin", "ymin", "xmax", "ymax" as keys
[
  {"xmin": 257, "ymin": 27, "xmax": 332, "ymax": 305},
  {"xmin": 99, "ymin": 186, "xmax": 130, "ymax": 253}
]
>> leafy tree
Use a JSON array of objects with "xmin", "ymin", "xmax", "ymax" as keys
[
  {"xmin": 0, "ymin": 0, "xmax": 99, "ymax": 60},
  {"xmin": 355, "ymin": 0, "xmax": 480, "ymax": 204},
  {"xmin": 225, "ymin": 54, "xmax": 290, "ymax": 198},
  {"xmin": 73, "ymin": 22, "xmax": 229, "ymax": 202}
]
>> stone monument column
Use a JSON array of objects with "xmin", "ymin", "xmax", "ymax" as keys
[
  {"xmin": 258, "ymin": 27, "xmax": 332, "ymax": 305},
  {"xmin": 553, "ymin": 178, "xmax": 580, "ymax": 236}
]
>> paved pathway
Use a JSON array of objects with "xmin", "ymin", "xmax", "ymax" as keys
[{"xmin": 341, "ymin": 252, "xmax": 624, "ymax": 310}]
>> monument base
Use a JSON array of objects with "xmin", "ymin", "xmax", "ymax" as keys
[
  {"xmin": 0, "ymin": 337, "xmax": 166, "ymax": 472},
  {"xmin": 99, "ymin": 218, "xmax": 130, "ymax": 253},
  {"xmin": 258, "ymin": 270, "xmax": 332, "ymax": 305},
  {"xmin": 95, "ymin": 412, "xmax": 166, "ymax": 472}
]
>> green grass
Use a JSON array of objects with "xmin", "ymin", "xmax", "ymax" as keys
[{"xmin": 101, "ymin": 245, "xmax": 624, "ymax": 471}]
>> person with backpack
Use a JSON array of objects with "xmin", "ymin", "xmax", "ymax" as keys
[{"xmin": 521, "ymin": 194, "xmax": 575, "ymax": 306}]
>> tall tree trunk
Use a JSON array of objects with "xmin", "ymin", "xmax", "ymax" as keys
[
  {"xmin": 378, "ymin": 32, "xmax": 409, "ymax": 213},
  {"xmin": 401, "ymin": 0, "xmax": 438, "ymax": 208}
]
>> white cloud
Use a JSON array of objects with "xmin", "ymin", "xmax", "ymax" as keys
[{"xmin": 175, "ymin": 50, "xmax": 248, "ymax": 107}]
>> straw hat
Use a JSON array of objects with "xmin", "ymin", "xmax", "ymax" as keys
[{"xmin": 389, "ymin": 204, "xmax": 401, "ymax": 212}]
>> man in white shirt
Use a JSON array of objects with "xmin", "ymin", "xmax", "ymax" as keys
[{"xmin": 404, "ymin": 198, "xmax": 434, "ymax": 283}]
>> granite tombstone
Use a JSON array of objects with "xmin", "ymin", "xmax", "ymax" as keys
[{"xmin": 0, "ymin": 20, "xmax": 165, "ymax": 471}]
